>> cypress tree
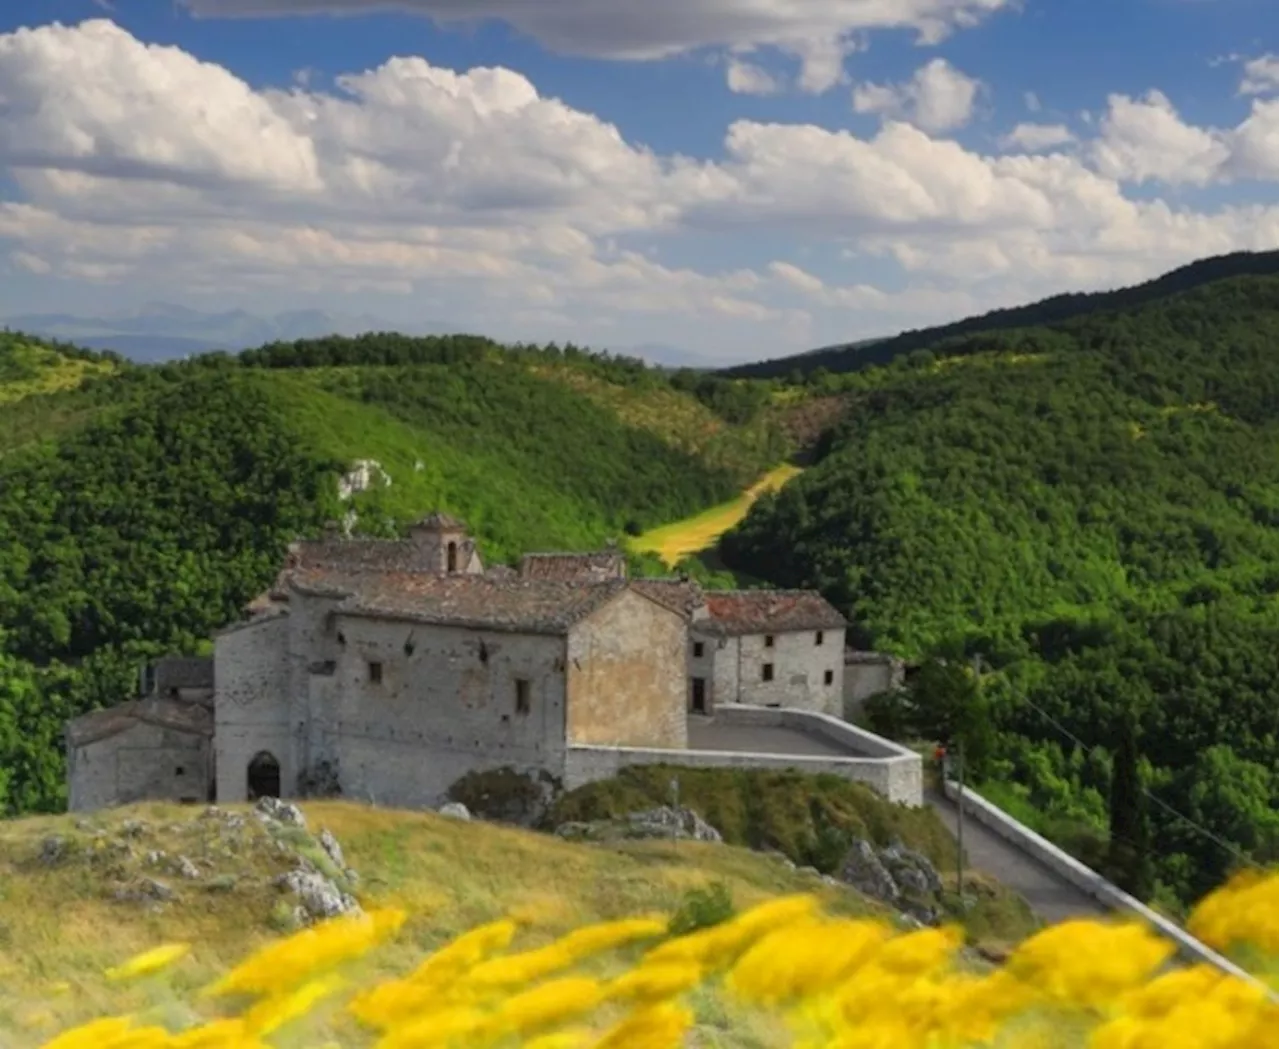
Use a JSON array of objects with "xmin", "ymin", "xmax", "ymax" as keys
[{"xmin": 1108, "ymin": 712, "xmax": 1153, "ymax": 900}]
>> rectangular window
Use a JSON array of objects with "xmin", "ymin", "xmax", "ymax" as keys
[
  {"xmin": 764, "ymin": 635, "xmax": 775, "ymax": 648},
  {"xmin": 692, "ymin": 641, "xmax": 705, "ymax": 658},
  {"xmin": 515, "ymin": 678, "xmax": 532, "ymax": 715},
  {"xmin": 368, "ymin": 660, "xmax": 383, "ymax": 684},
  {"xmin": 815, "ymin": 631, "xmax": 824, "ymax": 646},
  {"xmin": 174, "ymin": 766, "xmax": 186, "ymax": 777},
  {"xmin": 824, "ymin": 670, "xmax": 834, "ymax": 686},
  {"xmin": 762, "ymin": 663, "xmax": 774, "ymax": 682}
]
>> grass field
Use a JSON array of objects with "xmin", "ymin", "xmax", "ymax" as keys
[
  {"xmin": 627, "ymin": 464, "xmax": 803, "ymax": 567},
  {"xmin": 0, "ymin": 800, "xmax": 901, "ymax": 1047}
]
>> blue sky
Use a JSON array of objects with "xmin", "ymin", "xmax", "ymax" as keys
[{"xmin": 0, "ymin": 0, "xmax": 1275, "ymax": 362}]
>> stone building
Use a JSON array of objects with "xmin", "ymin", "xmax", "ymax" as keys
[
  {"xmin": 65, "ymin": 656, "xmax": 215, "ymax": 811},
  {"xmin": 65, "ymin": 512, "xmax": 913, "ymax": 813},
  {"xmin": 843, "ymin": 651, "xmax": 907, "ymax": 719},
  {"xmin": 687, "ymin": 590, "xmax": 848, "ymax": 717}
]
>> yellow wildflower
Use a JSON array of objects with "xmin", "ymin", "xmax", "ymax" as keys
[{"xmin": 104, "ymin": 943, "xmax": 191, "ymax": 982}]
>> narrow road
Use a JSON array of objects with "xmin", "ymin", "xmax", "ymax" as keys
[{"xmin": 926, "ymin": 789, "xmax": 1109, "ymax": 925}]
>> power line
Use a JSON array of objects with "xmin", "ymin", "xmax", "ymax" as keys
[{"xmin": 975, "ymin": 657, "xmax": 1264, "ymax": 873}]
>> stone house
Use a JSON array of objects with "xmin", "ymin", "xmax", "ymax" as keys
[
  {"xmin": 66, "ymin": 656, "xmax": 215, "ymax": 811},
  {"xmin": 686, "ymin": 590, "xmax": 848, "ymax": 717},
  {"xmin": 65, "ymin": 512, "xmax": 865, "ymax": 812}
]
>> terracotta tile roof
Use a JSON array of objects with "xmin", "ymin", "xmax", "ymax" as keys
[
  {"xmin": 698, "ymin": 589, "xmax": 847, "ymax": 637},
  {"xmin": 631, "ymin": 578, "xmax": 705, "ymax": 619},
  {"xmin": 67, "ymin": 697, "xmax": 213, "ymax": 748},
  {"xmin": 289, "ymin": 567, "xmax": 632, "ymax": 635},
  {"xmin": 518, "ymin": 551, "xmax": 627, "ymax": 583},
  {"xmin": 286, "ymin": 538, "xmax": 431, "ymax": 573}
]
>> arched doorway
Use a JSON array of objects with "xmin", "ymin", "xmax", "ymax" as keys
[{"xmin": 247, "ymin": 751, "xmax": 281, "ymax": 801}]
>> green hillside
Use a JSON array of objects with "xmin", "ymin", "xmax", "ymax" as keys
[
  {"xmin": 720, "ymin": 273, "xmax": 1280, "ymax": 907},
  {"xmin": 0, "ymin": 332, "xmax": 792, "ymax": 815},
  {"xmin": 724, "ymin": 250, "xmax": 1279, "ymax": 379}
]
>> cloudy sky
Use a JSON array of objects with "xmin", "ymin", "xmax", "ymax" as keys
[{"xmin": 0, "ymin": 0, "xmax": 1276, "ymax": 363}]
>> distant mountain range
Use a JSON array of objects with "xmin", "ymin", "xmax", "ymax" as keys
[
  {"xmin": 0, "ymin": 303, "xmax": 709, "ymax": 368},
  {"xmin": 0, "ymin": 303, "xmax": 459, "ymax": 362}
]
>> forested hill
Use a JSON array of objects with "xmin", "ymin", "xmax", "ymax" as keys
[
  {"xmin": 723, "ymin": 250, "xmax": 1279, "ymax": 379},
  {"xmin": 720, "ymin": 271, "xmax": 1279, "ymax": 907},
  {"xmin": 0, "ymin": 329, "xmax": 791, "ymax": 815}
]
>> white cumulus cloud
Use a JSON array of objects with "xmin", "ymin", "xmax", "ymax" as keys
[
  {"xmin": 0, "ymin": 19, "xmax": 1275, "ymax": 362},
  {"xmin": 1238, "ymin": 53, "xmax": 1279, "ymax": 96},
  {"xmin": 999, "ymin": 122, "xmax": 1076, "ymax": 152},
  {"xmin": 852, "ymin": 58, "xmax": 981, "ymax": 133}
]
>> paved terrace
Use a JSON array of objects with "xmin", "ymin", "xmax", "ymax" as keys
[{"xmin": 687, "ymin": 716, "xmax": 855, "ymax": 758}]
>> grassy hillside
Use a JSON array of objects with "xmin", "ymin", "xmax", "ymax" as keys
[
  {"xmin": 725, "ymin": 250, "xmax": 1279, "ymax": 379},
  {"xmin": 0, "ymin": 798, "xmax": 959, "ymax": 1047},
  {"xmin": 720, "ymin": 273, "xmax": 1280, "ymax": 907},
  {"xmin": 0, "ymin": 332, "xmax": 804, "ymax": 816}
]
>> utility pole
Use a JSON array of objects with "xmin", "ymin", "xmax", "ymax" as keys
[{"xmin": 956, "ymin": 653, "xmax": 981, "ymax": 909}]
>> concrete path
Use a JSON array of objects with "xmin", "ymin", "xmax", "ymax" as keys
[{"xmin": 926, "ymin": 789, "xmax": 1109, "ymax": 925}]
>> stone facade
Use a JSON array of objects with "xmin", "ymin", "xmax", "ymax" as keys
[
  {"xmin": 843, "ymin": 651, "xmax": 906, "ymax": 719},
  {"xmin": 688, "ymin": 591, "xmax": 847, "ymax": 717},
  {"xmin": 66, "ymin": 695, "xmax": 214, "ymax": 811},
  {"xmin": 66, "ymin": 510, "xmax": 923, "ymax": 814}
]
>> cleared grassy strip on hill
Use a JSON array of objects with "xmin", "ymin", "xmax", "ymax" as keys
[{"xmin": 628, "ymin": 464, "xmax": 803, "ymax": 566}]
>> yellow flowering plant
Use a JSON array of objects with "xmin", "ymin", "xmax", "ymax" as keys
[{"xmin": 26, "ymin": 870, "xmax": 1279, "ymax": 1049}]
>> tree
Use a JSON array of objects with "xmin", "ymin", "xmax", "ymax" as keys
[
  {"xmin": 1106, "ymin": 711, "xmax": 1154, "ymax": 900},
  {"xmin": 905, "ymin": 656, "xmax": 995, "ymax": 779}
]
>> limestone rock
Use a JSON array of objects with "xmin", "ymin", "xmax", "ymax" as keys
[
  {"xmin": 554, "ymin": 805, "xmax": 722, "ymax": 844},
  {"xmin": 255, "ymin": 797, "xmax": 306, "ymax": 828},
  {"xmin": 319, "ymin": 828, "xmax": 346, "ymax": 869},
  {"xmin": 839, "ymin": 840, "xmax": 900, "ymax": 904},
  {"xmin": 275, "ymin": 868, "xmax": 359, "ymax": 922},
  {"xmin": 437, "ymin": 802, "xmax": 471, "ymax": 821},
  {"xmin": 836, "ymin": 838, "xmax": 946, "ymax": 927},
  {"xmin": 39, "ymin": 835, "xmax": 68, "ymax": 865},
  {"xmin": 174, "ymin": 855, "xmax": 201, "ymax": 880}
]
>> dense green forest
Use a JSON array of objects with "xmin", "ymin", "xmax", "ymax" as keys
[
  {"xmin": 726, "ymin": 249, "xmax": 1279, "ymax": 379},
  {"xmin": 0, "ymin": 330, "xmax": 787, "ymax": 814},
  {"xmin": 721, "ymin": 271, "xmax": 1279, "ymax": 908}
]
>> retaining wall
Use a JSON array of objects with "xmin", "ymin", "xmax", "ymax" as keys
[
  {"xmin": 942, "ymin": 779, "xmax": 1266, "ymax": 988},
  {"xmin": 564, "ymin": 705, "xmax": 923, "ymax": 806}
]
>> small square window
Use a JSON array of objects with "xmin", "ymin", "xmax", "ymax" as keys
[
  {"xmin": 692, "ymin": 641, "xmax": 705, "ymax": 658},
  {"xmin": 368, "ymin": 661, "xmax": 383, "ymax": 684},
  {"xmin": 815, "ymin": 631, "xmax": 825, "ymax": 646},
  {"xmin": 515, "ymin": 678, "xmax": 532, "ymax": 715},
  {"xmin": 174, "ymin": 766, "xmax": 186, "ymax": 777},
  {"xmin": 762, "ymin": 663, "xmax": 774, "ymax": 682},
  {"xmin": 764, "ymin": 635, "xmax": 775, "ymax": 648},
  {"xmin": 824, "ymin": 670, "xmax": 834, "ymax": 686}
]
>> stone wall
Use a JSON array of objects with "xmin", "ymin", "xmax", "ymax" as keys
[
  {"xmin": 565, "ymin": 705, "xmax": 923, "ymax": 806},
  {"xmin": 320, "ymin": 615, "xmax": 568, "ymax": 809},
  {"xmin": 942, "ymin": 780, "xmax": 1263, "ymax": 985},
  {"xmin": 566, "ymin": 588, "xmax": 687, "ymax": 749},
  {"xmin": 214, "ymin": 614, "xmax": 293, "ymax": 804},
  {"xmin": 698, "ymin": 628, "xmax": 845, "ymax": 716},
  {"xmin": 842, "ymin": 653, "xmax": 903, "ymax": 719},
  {"xmin": 69, "ymin": 722, "xmax": 211, "ymax": 812}
]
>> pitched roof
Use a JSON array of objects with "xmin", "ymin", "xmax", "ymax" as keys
[
  {"xmin": 288, "ymin": 567, "xmax": 632, "ymax": 635},
  {"xmin": 630, "ymin": 578, "xmax": 705, "ymax": 619},
  {"xmin": 518, "ymin": 551, "xmax": 627, "ymax": 583},
  {"xmin": 412, "ymin": 511, "xmax": 467, "ymax": 532},
  {"xmin": 67, "ymin": 697, "xmax": 213, "ymax": 748},
  {"xmin": 698, "ymin": 589, "xmax": 847, "ymax": 637},
  {"xmin": 286, "ymin": 538, "xmax": 430, "ymax": 573}
]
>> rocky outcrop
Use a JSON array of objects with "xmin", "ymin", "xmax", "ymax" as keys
[
  {"xmin": 31, "ymin": 801, "xmax": 361, "ymax": 927},
  {"xmin": 555, "ymin": 805, "xmax": 723, "ymax": 844},
  {"xmin": 839, "ymin": 838, "xmax": 945, "ymax": 925}
]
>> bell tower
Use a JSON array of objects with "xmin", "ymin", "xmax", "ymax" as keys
[{"xmin": 407, "ymin": 511, "xmax": 483, "ymax": 575}]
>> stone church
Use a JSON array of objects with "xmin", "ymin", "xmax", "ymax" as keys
[{"xmin": 66, "ymin": 512, "xmax": 851, "ymax": 812}]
